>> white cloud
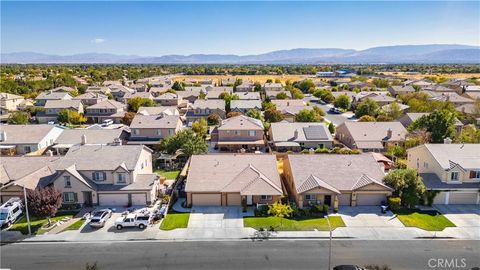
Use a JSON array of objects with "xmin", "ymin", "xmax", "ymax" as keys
[{"xmin": 91, "ymin": 38, "xmax": 106, "ymax": 44}]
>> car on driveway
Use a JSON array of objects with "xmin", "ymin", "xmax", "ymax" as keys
[
  {"xmin": 115, "ymin": 213, "xmax": 151, "ymax": 230},
  {"xmin": 329, "ymin": 107, "xmax": 342, "ymax": 114},
  {"xmin": 89, "ymin": 209, "xmax": 113, "ymax": 228}
]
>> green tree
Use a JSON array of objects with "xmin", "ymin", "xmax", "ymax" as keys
[
  {"xmin": 267, "ymin": 201, "xmax": 293, "ymax": 218},
  {"xmin": 246, "ymin": 109, "xmax": 263, "ymax": 121},
  {"xmin": 333, "ymin": 94, "xmax": 351, "ymax": 110},
  {"xmin": 455, "ymin": 124, "xmax": 480, "ymax": 143},
  {"xmin": 328, "ymin": 122, "xmax": 335, "ymax": 134},
  {"xmin": 7, "ymin": 111, "xmax": 29, "ymax": 124},
  {"xmin": 158, "ymin": 129, "xmax": 207, "ymax": 157},
  {"xmin": 313, "ymin": 89, "xmax": 334, "ymax": 103},
  {"xmin": 219, "ymin": 92, "xmax": 239, "ymax": 112},
  {"xmin": 383, "ymin": 102, "xmax": 402, "ymax": 120},
  {"xmin": 191, "ymin": 118, "xmax": 208, "ymax": 136},
  {"xmin": 290, "ymin": 88, "xmax": 304, "ymax": 99},
  {"xmin": 383, "ymin": 169, "xmax": 425, "ymax": 208},
  {"xmin": 127, "ymin": 97, "xmax": 155, "ymax": 112},
  {"xmin": 264, "ymin": 109, "xmax": 284, "ymax": 123},
  {"xmin": 276, "ymin": 92, "xmax": 288, "ymax": 100},
  {"xmin": 57, "ymin": 109, "xmax": 87, "ymax": 125},
  {"xmin": 408, "ymin": 110, "xmax": 456, "ymax": 143},
  {"xmin": 171, "ymin": 81, "xmax": 185, "ymax": 91},
  {"xmin": 207, "ymin": 113, "xmax": 220, "ymax": 125},
  {"xmin": 355, "ymin": 98, "xmax": 379, "ymax": 118},
  {"xmin": 358, "ymin": 115, "xmax": 376, "ymax": 122},
  {"xmin": 295, "ymin": 109, "xmax": 321, "ymax": 122},
  {"xmin": 295, "ymin": 79, "xmax": 316, "ymax": 93},
  {"xmin": 198, "ymin": 91, "xmax": 206, "ymax": 100}
]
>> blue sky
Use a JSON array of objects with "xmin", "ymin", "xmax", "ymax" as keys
[{"xmin": 1, "ymin": 1, "xmax": 479, "ymax": 56}]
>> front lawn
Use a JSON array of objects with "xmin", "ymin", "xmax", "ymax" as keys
[
  {"xmin": 160, "ymin": 210, "xmax": 190, "ymax": 230},
  {"xmin": 244, "ymin": 216, "xmax": 345, "ymax": 231},
  {"xmin": 61, "ymin": 219, "xmax": 86, "ymax": 232},
  {"xmin": 10, "ymin": 210, "xmax": 79, "ymax": 235},
  {"xmin": 155, "ymin": 170, "xmax": 180, "ymax": 180},
  {"xmin": 395, "ymin": 209, "xmax": 456, "ymax": 231}
]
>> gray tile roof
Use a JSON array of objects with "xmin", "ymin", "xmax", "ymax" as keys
[
  {"xmin": 44, "ymin": 99, "xmax": 82, "ymax": 109},
  {"xmin": 192, "ymin": 99, "xmax": 225, "ymax": 110},
  {"xmin": 54, "ymin": 128, "xmax": 125, "ymax": 145},
  {"xmin": 218, "ymin": 115, "xmax": 263, "ymax": 131},
  {"xmin": 130, "ymin": 114, "xmax": 181, "ymax": 129},
  {"xmin": 36, "ymin": 91, "xmax": 71, "ymax": 100},
  {"xmin": 270, "ymin": 122, "xmax": 333, "ymax": 143},
  {"xmin": 230, "ymin": 100, "xmax": 262, "ymax": 110},
  {"xmin": 340, "ymin": 121, "xmax": 408, "ymax": 142},
  {"xmin": 0, "ymin": 124, "xmax": 62, "ymax": 144},
  {"xmin": 421, "ymin": 144, "xmax": 480, "ymax": 170},
  {"xmin": 0, "ymin": 93, "xmax": 23, "ymax": 100},
  {"xmin": 87, "ymin": 100, "xmax": 125, "ymax": 109},
  {"xmin": 137, "ymin": 106, "xmax": 179, "ymax": 116}
]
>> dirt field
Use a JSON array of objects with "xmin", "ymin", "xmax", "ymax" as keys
[
  {"xmin": 381, "ymin": 72, "xmax": 480, "ymax": 80},
  {"xmin": 172, "ymin": 74, "xmax": 315, "ymax": 84}
]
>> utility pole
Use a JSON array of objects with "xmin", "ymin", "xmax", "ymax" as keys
[
  {"xmin": 326, "ymin": 214, "xmax": 332, "ymax": 270},
  {"xmin": 22, "ymin": 185, "xmax": 32, "ymax": 235}
]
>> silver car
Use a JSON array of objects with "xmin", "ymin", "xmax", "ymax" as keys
[{"xmin": 89, "ymin": 209, "xmax": 113, "ymax": 228}]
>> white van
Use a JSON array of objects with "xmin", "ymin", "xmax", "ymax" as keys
[
  {"xmin": 0, "ymin": 197, "xmax": 23, "ymax": 228},
  {"xmin": 102, "ymin": 119, "xmax": 114, "ymax": 127}
]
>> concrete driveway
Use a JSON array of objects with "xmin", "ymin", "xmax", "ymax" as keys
[
  {"xmin": 434, "ymin": 204, "xmax": 480, "ymax": 228},
  {"xmin": 336, "ymin": 206, "xmax": 404, "ymax": 228},
  {"xmin": 188, "ymin": 206, "xmax": 247, "ymax": 229}
]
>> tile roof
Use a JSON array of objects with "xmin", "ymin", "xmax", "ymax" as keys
[
  {"xmin": 36, "ymin": 91, "xmax": 71, "ymax": 100},
  {"xmin": 130, "ymin": 114, "xmax": 181, "ymax": 129},
  {"xmin": 230, "ymin": 100, "xmax": 262, "ymax": 110},
  {"xmin": 87, "ymin": 100, "xmax": 125, "ymax": 109},
  {"xmin": 192, "ymin": 99, "xmax": 225, "ymax": 110},
  {"xmin": 0, "ymin": 124, "xmax": 62, "ymax": 144},
  {"xmin": 340, "ymin": 121, "xmax": 408, "ymax": 142},
  {"xmin": 218, "ymin": 115, "xmax": 263, "ymax": 130},
  {"xmin": 54, "ymin": 128, "xmax": 125, "ymax": 145},
  {"xmin": 270, "ymin": 122, "xmax": 333, "ymax": 143},
  {"xmin": 422, "ymin": 144, "xmax": 480, "ymax": 170},
  {"xmin": 420, "ymin": 173, "xmax": 480, "ymax": 190},
  {"xmin": 0, "ymin": 93, "xmax": 23, "ymax": 100},
  {"xmin": 44, "ymin": 99, "xmax": 82, "ymax": 109},
  {"xmin": 137, "ymin": 106, "xmax": 179, "ymax": 116}
]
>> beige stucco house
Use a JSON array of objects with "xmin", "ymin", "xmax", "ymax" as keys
[
  {"xmin": 407, "ymin": 143, "xmax": 480, "ymax": 205},
  {"xmin": 185, "ymin": 154, "xmax": 283, "ymax": 206},
  {"xmin": 129, "ymin": 114, "xmax": 183, "ymax": 145},
  {"xmin": 268, "ymin": 122, "xmax": 333, "ymax": 151},
  {"xmin": 85, "ymin": 100, "xmax": 126, "ymax": 124},
  {"xmin": 212, "ymin": 115, "xmax": 265, "ymax": 152},
  {"xmin": 37, "ymin": 100, "xmax": 84, "ymax": 124},
  {"xmin": 186, "ymin": 99, "xmax": 226, "ymax": 124},
  {"xmin": 283, "ymin": 154, "xmax": 393, "ymax": 209},
  {"xmin": 0, "ymin": 93, "xmax": 24, "ymax": 111},
  {"xmin": 35, "ymin": 91, "xmax": 72, "ymax": 106},
  {"xmin": 0, "ymin": 124, "xmax": 64, "ymax": 155}
]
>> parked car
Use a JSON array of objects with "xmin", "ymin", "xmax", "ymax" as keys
[
  {"xmin": 89, "ymin": 209, "xmax": 113, "ymax": 228},
  {"xmin": 329, "ymin": 107, "xmax": 341, "ymax": 114},
  {"xmin": 0, "ymin": 198, "xmax": 23, "ymax": 228},
  {"xmin": 333, "ymin": 266, "xmax": 366, "ymax": 270},
  {"xmin": 102, "ymin": 119, "xmax": 114, "ymax": 127},
  {"xmin": 114, "ymin": 213, "xmax": 151, "ymax": 230}
]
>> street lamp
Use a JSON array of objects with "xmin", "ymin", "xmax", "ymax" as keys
[
  {"xmin": 326, "ymin": 214, "xmax": 332, "ymax": 270},
  {"xmin": 21, "ymin": 185, "xmax": 32, "ymax": 235}
]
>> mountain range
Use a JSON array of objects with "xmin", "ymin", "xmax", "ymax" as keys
[{"xmin": 2, "ymin": 44, "xmax": 479, "ymax": 64}]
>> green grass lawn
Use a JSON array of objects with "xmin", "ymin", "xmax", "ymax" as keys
[
  {"xmin": 61, "ymin": 219, "xmax": 86, "ymax": 232},
  {"xmin": 243, "ymin": 216, "xmax": 345, "ymax": 231},
  {"xmin": 160, "ymin": 210, "xmax": 190, "ymax": 230},
  {"xmin": 154, "ymin": 170, "xmax": 180, "ymax": 180},
  {"xmin": 10, "ymin": 210, "xmax": 79, "ymax": 235},
  {"xmin": 395, "ymin": 209, "xmax": 456, "ymax": 231}
]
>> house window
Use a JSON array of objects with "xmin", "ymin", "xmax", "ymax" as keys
[
  {"xmin": 249, "ymin": 130, "xmax": 256, "ymax": 137},
  {"xmin": 470, "ymin": 171, "xmax": 480, "ymax": 179},
  {"xmin": 133, "ymin": 129, "xmax": 139, "ymax": 135},
  {"xmin": 260, "ymin": 195, "xmax": 273, "ymax": 201},
  {"xmin": 64, "ymin": 176, "xmax": 71, "ymax": 188},
  {"xmin": 117, "ymin": 173, "xmax": 126, "ymax": 183},
  {"xmin": 168, "ymin": 129, "xmax": 173, "ymax": 135},
  {"xmin": 24, "ymin": 146, "xmax": 32, "ymax": 153},
  {"xmin": 305, "ymin": 194, "xmax": 316, "ymax": 201},
  {"xmin": 423, "ymin": 162, "xmax": 428, "ymax": 168},
  {"xmin": 234, "ymin": 131, "xmax": 239, "ymax": 135},
  {"xmin": 93, "ymin": 171, "xmax": 105, "ymax": 181},
  {"xmin": 450, "ymin": 172, "xmax": 459, "ymax": 181},
  {"xmin": 156, "ymin": 129, "xmax": 162, "ymax": 136},
  {"xmin": 63, "ymin": 192, "xmax": 76, "ymax": 203}
]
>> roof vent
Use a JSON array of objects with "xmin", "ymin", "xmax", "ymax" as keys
[{"xmin": 444, "ymin": 137, "xmax": 452, "ymax": 144}]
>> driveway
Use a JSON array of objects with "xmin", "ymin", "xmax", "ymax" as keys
[
  {"xmin": 188, "ymin": 206, "xmax": 247, "ymax": 229},
  {"xmin": 335, "ymin": 206, "xmax": 404, "ymax": 228},
  {"xmin": 315, "ymin": 103, "xmax": 354, "ymax": 126},
  {"xmin": 434, "ymin": 204, "xmax": 480, "ymax": 228}
]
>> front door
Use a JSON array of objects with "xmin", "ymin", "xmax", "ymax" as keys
[
  {"xmin": 246, "ymin": 195, "xmax": 253, "ymax": 205},
  {"xmin": 324, "ymin": 195, "xmax": 332, "ymax": 206},
  {"xmin": 83, "ymin": 191, "xmax": 93, "ymax": 207}
]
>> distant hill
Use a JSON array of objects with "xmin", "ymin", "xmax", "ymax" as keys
[{"xmin": 2, "ymin": 45, "xmax": 479, "ymax": 64}]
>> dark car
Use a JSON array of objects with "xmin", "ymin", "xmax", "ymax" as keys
[
  {"xmin": 333, "ymin": 266, "xmax": 366, "ymax": 270},
  {"xmin": 329, "ymin": 107, "xmax": 341, "ymax": 114}
]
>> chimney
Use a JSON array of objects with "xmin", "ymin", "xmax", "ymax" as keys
[
  {"xmin": 0, "ymin": 130, "xmax": 6, "ymax": 142},
  {"xmin": 81, "ymin": 134, "xmax": 87, "ymax": 145},
  {"xmin": 386, "ymin": 128, "xmax": 393, "ymax": 139},
  {"xmin": 444, "ymin": 137, "xmax": 452, "ymax": 144},
  {"xmin": 293, "ymin": 129, "xmax": 299, "ymax": 139}
]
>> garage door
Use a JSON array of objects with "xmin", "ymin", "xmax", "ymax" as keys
[
  {"xmin": 227, "ymin": 194, "xmax": 241, "ymax": 206},
  {"xmin": 338, "ymin": 194, "xmax": 351, "ymax": 206},
  {"xmin": 449, "ymin": 192, "xmax": 478, "ymax": 205},
  {"xmin": 131, "ymin": 193, "xmax": 147, "ymax": 206},
  {"xmin": 192, "ymin": 194, "xmax": 221, "ymax": 206},
  {"xmin": 433, "ymin": 192, "xmax": 447, "ymax": 205},
  {"xmin": 99, "ymin": 194, "xmax": 129, "ymax": 206},
  {"xmin": 356, "ymin": 194, "xmax": 386, "ymax": 206}
]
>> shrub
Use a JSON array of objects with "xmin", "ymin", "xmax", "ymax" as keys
[
  {"xmin": 301, "ymin": 149, "xmax": 310, "ymax": 154},
  {"xmin": 315, "ymin": 148, "xmax": 330, "ymax": 154},
  {"xmin": 161, "ymin": 195, "xmax": 171, "ymax": 204},
  {"xmin": 311, "ymin": 204, "xmax": 323, "ymax": 214},
  {"xmin": 322, "ymin": 204, "xmax": 329, "ymax": 214},
  {"xmin": 424, "ymin": 190, "xmax": 440, "ymax": 206},
  {"xmin": 333, "ymin": 207, "xmax": 338, "ymax": 213},
  {"xmin": 388, "ymin": 197, "xmax": 401, "ymax": 211},
  {"xmin": 268, "ymin": 201, "xmax": 293, "ymax": 218}
]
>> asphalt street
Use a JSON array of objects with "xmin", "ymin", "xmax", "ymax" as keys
[{"xmin": 1, "ymin": 240, "xmax": 479, "ymax": 270}]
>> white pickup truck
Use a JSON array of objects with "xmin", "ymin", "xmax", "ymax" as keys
[{"xmin": 114, "ymin": 213, "xmax": 150, "ymax": 230}]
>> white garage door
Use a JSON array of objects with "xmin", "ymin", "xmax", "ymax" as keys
[
  {"xmin": 99, "ymin": 194, "xmax": 129, "ymax": 206},
  {"xmin": 131, "ymin": 193, "xmax": 147, "ymax": 206},
  {"xmin": 192, "ymin": 194, "xmax": 221, "ymax": 206},
  {"xmin": 227, "ymin": 194, "xmax": 241, "ymax": 206},
  {"xmin": 449, "ymin": 192, "xmax": 478, "ymax": 205},
  {"xmin": 338, "ymin": 194, "xmax": 351, "ymax": 206},
  {"xmin": 433, "ymin": 192, "xmax": 447, "ymax": 205},
  {"xmin": 356, "ymin": 194, "xmax": 386, "ymax": 206}
]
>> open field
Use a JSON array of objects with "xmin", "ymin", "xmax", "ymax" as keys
[
  {"xmin": 381, "ymin": 72, "xmax": 480, "ymax": 80},
  {"xmin": 172, "ymin": 74, "xmax": 314, "ymax": 84}
]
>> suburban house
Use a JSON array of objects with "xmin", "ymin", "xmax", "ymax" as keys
[
  {"xmin": 52, "ymin": 128, "xmax": 129, "ymax": 155},
  {"xmin": 424, "ymin": 91, "xmax": 475, "ymax": 106},
  {"xmin": 123, "ymin": 92, "xmax": 154, "ymax": 103},
  {"xmin": 129, "ymin": 114, "xmax": 182, "ymax": 145},
  {"xmin": 185, "ymin": 154, "xmax": 283, "ymax": 206},
  {"xmin": 130, "ymin": 83, "xmax": 147, "ymax": 92},
  {"xmin": 0, "ymin": 124, "xmax": 64, "ymax": 155},
  {"xmin": 46, "ymin": 144, "xmax": 159, "ymax": 207},
  {"xmin": 335, "ymin": 122, "xmax": 408, "ymax": 152},
  {"xmin": 387, "ymin": 85, "xmax": 415, "ymax": 97},
  {"xmin": 264, "ymin": 83, "xmax": 283, "ymax": 91},
  {"xmin": 0, "ymin": 156, "xmax": 62, "ymax": 203},
  {"xmin": 35, "ymin": 91, "xmax": 72, "ymax": 106},
  {"xmin": 230, "ymin": 100, "xmax": 262, "ymax": 114},
  {"xmin": 154, "ymin": 92, "xmax": 182, "ymax": 107},
  {"xmin": 283, "ymin": 154, "xmax": 393, "ymax": 209},
  {"xmin": 268, "ymin": 122, "xmax": 333, "ymax": 151},
  {"xmin": 205, "ymin": 88, "xmax": 233, "ymax": 100},
  {"xmin": 353, "ymin": 92, "xmax": 396, "ymax": 108},
  {"xmin": 108, "ymin": 85, "xmax": 135, "ymax": 102},
  {"xmin": 137, "ymin": 106, "xmax": 179, "ymax": 116},
  {"xmin": 212, "ymin": 115, "xmax": 265, "ymax": 152},
  {"xmin": 50, "ymin": 86, "xmax": 76, "ymax": 93},
  {"xmin": 36, "ymin": 100, "xmax": 84, "ymax": 124},
  {"xmin": 266, "ymin": 90, "xmax": 292, "ymax": 100},
  {"xmin": 86, "ymin": 86, "xmax": 111, "ymax": 95},
  {"xmin": 271, "ymin": 100, "xmax": 312, "ymax": 122},
  {"xmin": 237, "ymin": 92, "xmax": 261, "ymax": 100},
  {"xmin": 177, "ymin": 87, "xmax": 204, "ymax": 103},
  {"xmin": 407, "ymin": 143, "xmax": 480, "ymax": 205},
  {"xmin": 186, "ymin": 99, "xmax": 226, "ymax": 124},
  {"xmin": 0, "ymin": 93, "xmax": 24, "ymax": 112},
  {"xmin": 73, "ymin": 92, "xmax": 108, "ymax": 106},
  {"xmin": 85, "ymin": 100, "xmax": 126, "ymax": 124},
  {"xmin": 235, "ymin": 82, "xmax": 255, "ymax": 92},
  {"xmin": 149, "ymin": 86, "xmax": 170, "ymax": 97}
]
